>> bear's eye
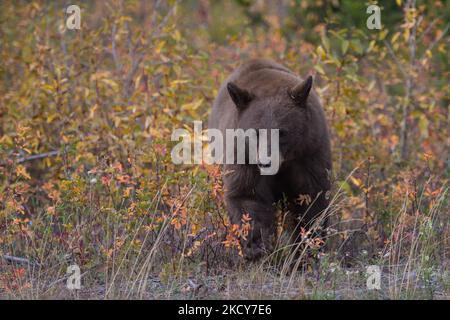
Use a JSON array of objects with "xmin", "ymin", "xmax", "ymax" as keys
[{"xmin": 279, "ymin": 129, "xmax": 287, "ymax": 138}]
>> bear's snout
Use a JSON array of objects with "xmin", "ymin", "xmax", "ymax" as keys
[
  {"xmin": 257, "ymin": 153, "xmax": 283, "ymax": 175},
  {"xmin": 257, "ymin": 159, "xmax": 271, "ymax": 168}
]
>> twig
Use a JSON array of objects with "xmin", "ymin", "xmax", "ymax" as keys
[
  {"xmin": 419, "ymin": 15, "xmax": 442, "ymax": 42},
  {"xmin": 423, "ymin": 22, "xmax": 449, "ymax": 57},
  {"xmin": 383, "ymin": 40, "xmax": 408, "ymax": 80},
  {"xmin": 398, "ymin": 0, "xmax": 418, "ymax": 161},
  {"xmin": 16, "ymin": 150, "xmax": 60, "ymax": 164},
  {"xmin": 111, "ymin": 23, "xmax": 122, "ymax": 71},
  {"xmin": 123, "ymin": 1, "xmax": 179, "ymax": 99},
  {"xmin": 1, "ymin": 255, "xmax": 40, "ymax": 266}
]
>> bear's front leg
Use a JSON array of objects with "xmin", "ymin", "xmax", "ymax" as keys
[{"xmin": 225, "ymin": 196, "xmax": 276, "ymax": 261}]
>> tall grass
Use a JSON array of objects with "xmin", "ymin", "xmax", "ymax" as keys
[{"xmin": 1, "ymin": 166, "xmax": 447, "ymax": 299}]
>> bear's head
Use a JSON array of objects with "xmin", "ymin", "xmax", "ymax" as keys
[{"xmin": 226, "ymin": 76, "xmax": 313, "ymax": 174}]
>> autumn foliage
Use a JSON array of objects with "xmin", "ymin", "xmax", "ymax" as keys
[{"xmin": 0, "ymin": 1, "xmax": 448, "ymax": 299}]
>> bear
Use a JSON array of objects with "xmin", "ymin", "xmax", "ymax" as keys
[{"xmin": 208, "ymin": 58, "xmax": 332, "ymax": 260}]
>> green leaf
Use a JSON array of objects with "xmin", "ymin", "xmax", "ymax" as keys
[{"xmin": 341, "ymin": 40, "xmax": 349, "ymax": 54}]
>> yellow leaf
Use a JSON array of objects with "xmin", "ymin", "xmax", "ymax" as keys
[
  {"xmin": 316, "ymin": 45, "xmax": 327, "ymax": 59},
  {"xmin": 90, "ymin": 71, "xmax": 111, "ymax": 81},
  {"xmin": 0, "ymin": 135, "xmax": 14, "ymax": 146},
  {"xmin": 101, "ymin": 78, "xmax": 119, "ymax": 90},
  {"xmin": 172, "ymin": 30, "xmax": 182, "ymax": 42},
  {"xmin": 314, "ymin": 64, "xmax": 325, "ymax": 75},
  {"xmin": 350, "ymin": 176, "xmax": 362, "ymax": 187},
  {"xmin": 16, "ymin": 165, "xmax": 31, "ymax": 180},
  {"xmin": 89, "ymin": 104, "xmax": 98, "ymax": 119},
  {"xmin": 391, "ymin": 32, "xmax": 400, "ymax": 44},
  {"xmin": 181, "ymin": 99, "xmax": 203, "ymax": 111},
  {"xmin": 170, "ymin": 79, "xmax": 189, "ymax": 88},
  {"xmin": 46, "ymin": 113, "xmax": 58, "ymax": 123}
]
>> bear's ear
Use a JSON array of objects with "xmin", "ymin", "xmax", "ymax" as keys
[
  {"xmin": 227, "ymin": 82, "xmax": 253, "ymax": 110},
  {"xmin": 288, "ymin": 75, "xmax": 313, "ymax": 107}
]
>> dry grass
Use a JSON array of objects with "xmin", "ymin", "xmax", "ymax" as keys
[
  {"xmin": 0, "ymin": 1, "xmax": 448, "ymax": 300},
  {"xmin": 1, "ymin": 169, "xmax": 447, "ymax": 300}
]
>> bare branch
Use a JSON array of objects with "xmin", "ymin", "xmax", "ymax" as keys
[
  {"xmin": 383, "ymin": 40, "xmax": 408, "ymax": 80},
  {"xmin": 111, "ymin": 23, "xmax": 122, "ymax": 71},
  {"xmin": 1, "ymin": 254, "xmax": 40, "ymax": 266},
  {"xmin": 419, "ymin": 15, "xmax": 443, "ymax": 42},
  {"xmin": 423, "ymin": 22, "xmax": 449, "ymax": 57},
  {"xmin": 123, "ymin": 1, "xmax": 180, "ymax": 99},
  {"xmin": 16, "ymin": 150, "xmax": 60, "ymax": 164}
]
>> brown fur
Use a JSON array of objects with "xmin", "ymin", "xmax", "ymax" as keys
[{"xmin": 208, "ymin": 59, "xmax": 332, "ymax": 260}]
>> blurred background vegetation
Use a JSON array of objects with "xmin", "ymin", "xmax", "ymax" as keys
[{"xmin": 0, "ymin": 0, "xmax": 448, "ymax": 299}]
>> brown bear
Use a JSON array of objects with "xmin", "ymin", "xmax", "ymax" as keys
[{"xmin": 208, "ymin": 58, "xmax": 332, "ymax": 260}]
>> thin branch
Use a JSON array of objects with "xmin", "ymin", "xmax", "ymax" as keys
[
  {"xmin": 123, "ymin": 1, "xmax": 179, "ymax": 99},
  {"xmin": 424, "ymin": 22, "xmax": 449, "ymax": 56},
  {"xmin": 399, "ymin": 0, "xmax": 418, "ymax": 162},
  {"xmin": 419, "ymin": 15, "xmax": 442, "ymax": 42},
  {"xmin": 383, "ymin": 40, "xmax": 408, "ymax": 80},
  {"xmin": 1, "ymin": 255, "xmax": 40, "ymax": 266},
  {"xmin": 111, "ymin": 23, "xmax": 122, "ymax": 71},
  {"xmin": 16, "ymin": 150, "xmax": 60, "ymax": 164}
]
